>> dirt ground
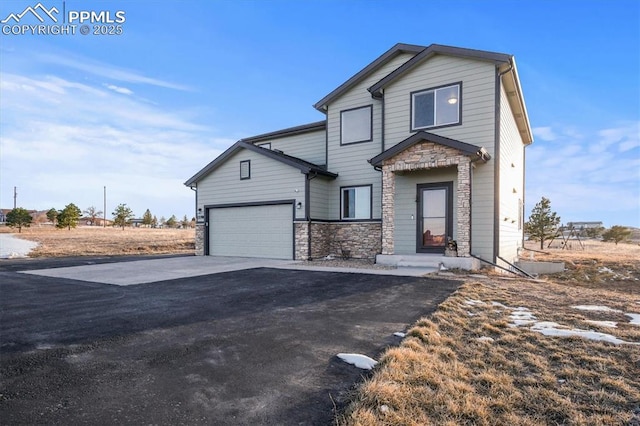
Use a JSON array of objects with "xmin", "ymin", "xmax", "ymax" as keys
[{"xmin": 0, "ymin": 225, "xmax": 195, "ymax": 257}]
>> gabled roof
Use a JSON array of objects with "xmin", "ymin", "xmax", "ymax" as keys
[
  {"xmin": 369, "ymin": 131, "xmax": 491, "ymax": 167},
  {"xmin": 184, "ymin": 140, "xmax": 337, "ymax": 187},
  {"xmin": 368, "ymin": 44, "xmax": 511, "ymax": 97},
  {"xmin": 313, "ymin": 43, "xmax": 425, "ymax": 112},
  {"xmin": 240, "ymin": 120, "xmax": 326, "ymax": 143}
]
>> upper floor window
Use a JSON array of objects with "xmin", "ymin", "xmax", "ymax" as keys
[
  {"xmin": 240, "ymin": 160, "xmax": 250, "ymax": 180},
  {"xmin": 257, "ymin": 142, "xmax": 271, "ymax": 149},
  {"xmin": 341, "ymin": 105, "xmax": 372, "ymax": 145},
  {"xmin": 341, "ymin": 185, "xmax": 371, "ymax": 220},
  {"xmin": 411, "ymin": 83, "xmax": 461, "ymax": 131}
]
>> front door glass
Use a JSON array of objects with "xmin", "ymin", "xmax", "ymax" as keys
[{"xmin": 418, "ymin": 183, "xmax": 451, "ymax": 253}]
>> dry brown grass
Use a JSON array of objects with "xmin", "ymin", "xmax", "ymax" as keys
[
  {"xmin": 341, "ymin": 243, "xmax": 640, "ymax": 425},
  {"xmin": 1, "ymin": 225, "xmax": 195, "ymax": 257}
]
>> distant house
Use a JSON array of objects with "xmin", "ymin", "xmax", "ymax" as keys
[
  {"xmin": 185, "ymin": 43, "xmax": 533, "ymax": 270},
  {"xmin": 566, "ymin": 221, "xmax": 603, "ymax": 229}
]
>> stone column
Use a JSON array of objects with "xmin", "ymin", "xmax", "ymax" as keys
[
  {"xmin": 381, "ymin": 165, "xmax": 395, "ymax": 255},
  {"xmin": 456, "ymin": 158, "xmax": 471, "ymax": 257},
  {"xmin": 195, "ymin": 223, "xmax": 205, "ymax": 256}
]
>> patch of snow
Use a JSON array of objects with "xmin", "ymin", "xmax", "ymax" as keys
[
  {"xmin": 626, "ymin": 313, "xmax": 640, "ymax": 326},
  {"xmin": 598, "ymin": 266, "xmax": 614, "ymax": 274},
  {"xmin": 465, "ymin": 299, "xmax": 485, "ymax": 306},
  {"xmin": 571, "ymin": 305, "xmax": 622, "ymax": 313},
  {"xmin": 393, "ymin": 332, "xmax": 406, "ymax": 338},
  {"xmin": 530, "ymin": 322, "xmax": 638, "ymax": 345},
  {"xmin": 467, "ymin": 311, "xmax": 477, "ymax": 317},
  {"xmin": 585, "ymin": 320, "xmax": 617, "ymax": 328},
  {"xmin": 491, "ymin": 301, "xmax": 509, "ymax": 309},
  {"xmin": 379, "ymin": 405, "xmax": 390, "ymax": 413},
  {"xmin": 476, "ymin": 336, "xmax": 494, "ymax": 343},
  {"xmin": 0, "ymin": 234, "xmax": 38, "ymax": 258},
  {"xmin": 337, "ymin": 353, "xmax": 378, "ymax": 370}
]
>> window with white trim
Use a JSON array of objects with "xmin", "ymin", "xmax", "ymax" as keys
[
  {"xmin": 341, "ymin": 185, "xmax": 371, "ymax": 219},
  {"xmin": 240, "ymin": 160, "xmax": 250, "ymax": 180},
  {"xmin": 341, "ymin": 105, "xmax": 372, "ymax": 144},
  {"xmin": 411, "ymin": 83, "xmax": 461, "ymax": 130}
]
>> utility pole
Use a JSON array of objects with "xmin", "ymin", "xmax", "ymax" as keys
[
  {"xmin": 103, "ymin": 186, "xmax": 107, "ymax": 228},
  {"xmin": 13, "ymin": 187, "xmax": 17, "ymax": 209}
]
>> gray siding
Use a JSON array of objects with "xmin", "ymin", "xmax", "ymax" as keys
[
  {"xmin": 309, "ymin": 178, "xmax": 331, "ymax": 220},
  {"xmin": 325, "ymin": 53, "xmax": 416, "ymax": 220},
  {"xmin": 260, "ymin": 129, "xmax": 326, "ymax": 166},
  {"xmin": 197, "ymin": 148, "xmax": 306, "ymax": 220},
  {"xmin": 382, "ymin": 55, "xmax": 498, "ymax": 260},
  {"xmin": 498, "ymin": 84, "xmax": 526, "ymax": 264},
  {"xmin": 393, "ymin": 168, "xmax": 458, "ymax": 254}
]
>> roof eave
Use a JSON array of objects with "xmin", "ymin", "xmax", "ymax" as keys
[
  {"xmin": 313, "ymin": 43, "xmax": 425, "ymax": 111},
  {"xmin": 369, "ymin": 131, "xmax": 489, "ymax": 167},
  {"xmin": 240, "ymin": 120, "xmax": 326, "ymax": 143},
  {"xmin": 369, "ymin": 44, "xmax": 512, "ymax": 97},
  {"xmin": 500, "ymin": 59, "xmax": 533, "ymax": 145}
]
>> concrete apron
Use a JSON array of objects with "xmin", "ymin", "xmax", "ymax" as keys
[{"xmin": 21, "ymin": 256, "xmax": 438, "ymax": 286}]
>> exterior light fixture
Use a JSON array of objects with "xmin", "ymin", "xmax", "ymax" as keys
[{"xmin": 296, "ymin": 202, "xmax": 302, "ymax": 209}]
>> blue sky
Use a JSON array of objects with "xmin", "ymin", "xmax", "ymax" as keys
[{"xmin": 1, "ymin": 0, "xmax": 638, "ymax": 227}]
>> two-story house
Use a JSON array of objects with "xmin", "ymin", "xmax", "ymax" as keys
[{"xmin": 184, "ymin": 43, "xmax": 533, "ymax": 270}]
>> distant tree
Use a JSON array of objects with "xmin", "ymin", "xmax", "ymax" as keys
[
  {"xmin": 180, "ymin": 215, "xmax": 189, "ymax": 229},
  {"xmin": 6, "ymin": 207, "xmax": 32, "ymax": 233},
  {"xmin": 46, "ymin": 208, "xmax": 58, "ymax": 226},
  {"xmin": 525, "ymin": 197, "xmax": 561, "ymax": 249},
  {"xmin": 83, "ymin": 206, "xmax": 103, "ymax": 226},
  {"xmin": 602, "ymin": 226, "xmax": 631, "ymax": 245},
  {"xmin": 165, "ymin": 215, "xmax": 177, "ymax": 228},
  {"xmin": 142, "ymin": 209, "xmax": 153, "ymax": 227},
  {"xmin": 159, "ymin": 216, "xmax": 166, "ymax": 228},
  {"xmin": 57, "ymin": 203, "xmax": 82, "ymax": 230},
  {"xmin": 585, "ymin": 226, "xmax": 605, "ymax": 239},
  {"xmin": 112, "ymin": 203, "xmax": 135, "ymax": 230},
  {"xmin": 190, "ymin": 217, "xmax": 196, "ymax": 228},
  {"xmin": 151, "ymin": 215, "xmax": 158, "ymax": 228}
]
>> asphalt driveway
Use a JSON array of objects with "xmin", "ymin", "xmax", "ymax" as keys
[{"xmin": 0, "ymin": 256, "xmax": 461, "ymax": 425}]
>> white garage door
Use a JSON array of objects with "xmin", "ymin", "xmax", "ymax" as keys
[{"xmin": 208, "ymin": 204, "xmax": 293, "ymax": 259}]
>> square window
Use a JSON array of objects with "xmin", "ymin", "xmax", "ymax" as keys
[
  {"xmin": 240, "ymin": 160, "xmax": 250, "ymax": 180},
  {"xmin": 411, "ymin": 83, "xmax": 461, "ymax": 131},
  {"xmin": 341, "ymin": 105, "xmax": 372, "ymax": 144},
  {"xmin": 341, "ymin": 185, "xmax": 371, "ymax": 219}
]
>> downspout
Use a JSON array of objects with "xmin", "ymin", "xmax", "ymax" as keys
[
  {"xmin": 305, "ymin": 172, "xmax": 319, "ymax": 260},
  {"xmin": 371, "ymin": 90, "xmax": 385, "ymax": 257},
  {"xmin": 492, "ymin": 59, "xmax": 514, "ymax": 264}
]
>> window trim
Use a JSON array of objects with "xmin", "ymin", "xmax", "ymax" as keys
[
  {"xmin": 240, "ymin": 160, "xmax": 251, "ymax": 180},
  {"xmin": 340, "ymin": 184, "xmax": 373, "ymax": 220},
  {"xmin": 410, "ymin": 82, "xmax": 462, "ymax": 132},
  {"xmin": 340, "ymin": 105, "xmax": 373, "ymax": 145}
]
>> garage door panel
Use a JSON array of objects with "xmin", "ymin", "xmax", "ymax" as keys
[{"xmin": 209, "ymin": 204, "xmax": 293, "ymax": 259}]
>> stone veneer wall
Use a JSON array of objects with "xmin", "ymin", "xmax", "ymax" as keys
[
  {"xmin": 195, "ymin": 223, "xmax": 205, "ymax": 256},
  {"xmin": 295, "ymin": 221, "xmax": 382, "ymax": 260}
]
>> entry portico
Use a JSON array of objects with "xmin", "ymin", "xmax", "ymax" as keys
[{"xmin": 370, "ymin": 131, "xmax": 490, "ymax": 268}]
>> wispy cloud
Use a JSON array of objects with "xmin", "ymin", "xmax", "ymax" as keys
[
  {"xmin": 36, "ymin": 52, "xmax": 192, "ymax": 91},
  {"xmin": 105, "ymin": 84, "xmax": 133, "ymax": 95},
  {"xmin": 532, "ymin": 126, "xmax": 557, "ymax": 141},
  {"xmin": 526, "ymin": 122, "xmax": 640, "ymax": 226},
  {"xmin": 0, "ymin": 71, "xmax": 231, "ymax": 218}
]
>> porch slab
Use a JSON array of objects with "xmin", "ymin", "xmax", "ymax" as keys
[{"xmin": 376, "ymin": 254, "xmax": 480, "ymax": 271}]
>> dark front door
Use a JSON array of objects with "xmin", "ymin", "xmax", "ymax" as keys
[{"xmin": 417, "ymin": 182, "xmax": 453, "ymax": 253}]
